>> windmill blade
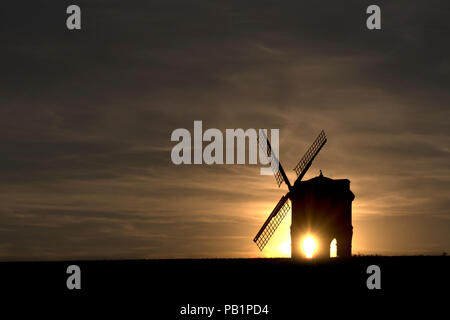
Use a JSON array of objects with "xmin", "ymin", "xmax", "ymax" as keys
[
  {"xmin": 253, "ymin": 195, "xmax": 290, "ymax": 251},
  {"xmin": 293, "ymin": 130, "xmax": 327, "ymax": 182},
  {"xmin": 259, "ymin": 131, "xmax": 283, "ymax": 186},
  {"xmin": 259, "ymin": 131, "xmax": 292, "ymax": 190}
]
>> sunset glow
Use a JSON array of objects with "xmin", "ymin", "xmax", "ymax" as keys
[
  {"xmin": 330, "ymin": 239, "xmax": 337, "ymax": 258},
  {"xmin": 302, "ymin": 236, "xmax": 317, "ymax": 259},
  {"xmin": 279, "ymin": 241, "xmax": 291, "ymax": 256},
  {"xmin": 0, "ymin": 1, "xmax": 448, "ymax": 263}
]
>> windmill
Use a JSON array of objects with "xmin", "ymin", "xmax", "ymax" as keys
[{"xmin": 254, "ymin": 130, "xmax": 354, "ymax": 258}]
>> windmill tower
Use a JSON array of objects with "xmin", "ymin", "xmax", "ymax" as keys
[{"xmin": 254, "ymin": 130, "xmax": 355, "ymax": 259}]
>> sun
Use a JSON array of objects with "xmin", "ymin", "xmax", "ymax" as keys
[{"xmin": 302, "ymin": 235, "xmax": 317, "ymax": 258}]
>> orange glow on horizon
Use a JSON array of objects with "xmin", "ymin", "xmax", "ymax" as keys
[
  {"xmin": 279, "ymin": 240, "xmax": 291, "ymax": 256},
  {"xmin": 261, "ymin": 208, "xmax": 292, "ymax": 258}
]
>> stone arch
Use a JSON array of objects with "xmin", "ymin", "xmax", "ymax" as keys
[{"xmin": 330, "ymin": 238, "xmax": 337, "ymax": 257}]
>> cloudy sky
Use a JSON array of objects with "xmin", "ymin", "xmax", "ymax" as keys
[{"xmin": 0, "ymin": 0, "xmax": 449, "ymax": 260}]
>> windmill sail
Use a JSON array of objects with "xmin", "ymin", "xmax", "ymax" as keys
[
  {"xmin": 253, "ymin": 195, "xmax": 290, "ymax": 251},
  {"xmin": 293, "ymin": 130, "xmax": 327, "ymax": 182},
  {"xmin": 259, "ymin": 131, "xmax": 292, "ymax": 189}
]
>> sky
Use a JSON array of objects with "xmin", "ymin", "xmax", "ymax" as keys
[{"xmin": 0, "ymin": 0, "xmax": 449, "ymax": 260}]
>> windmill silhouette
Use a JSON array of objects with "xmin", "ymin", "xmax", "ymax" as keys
[{"xmin": 254, "ymin": 130, "xmax": 355, "ymax": 258}]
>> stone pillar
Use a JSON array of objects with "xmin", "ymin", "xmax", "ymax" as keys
[{"xmin": 337, "ymin": 228, "xmax": 353, "ymax": 258}]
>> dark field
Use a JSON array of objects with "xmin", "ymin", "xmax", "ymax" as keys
[{"xmin": 1, "ymin": 256, "xmax": 448, "ymax": 317}]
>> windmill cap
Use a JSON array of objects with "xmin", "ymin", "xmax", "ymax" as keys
[{"xmin": 293, "ymin": 174, "xmax": 355, "ymax": 200}]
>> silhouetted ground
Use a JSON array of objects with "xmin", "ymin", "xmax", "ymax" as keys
[{"xmin": 1, "ymin": 256, "xmax": 448, "ymax": 317}]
